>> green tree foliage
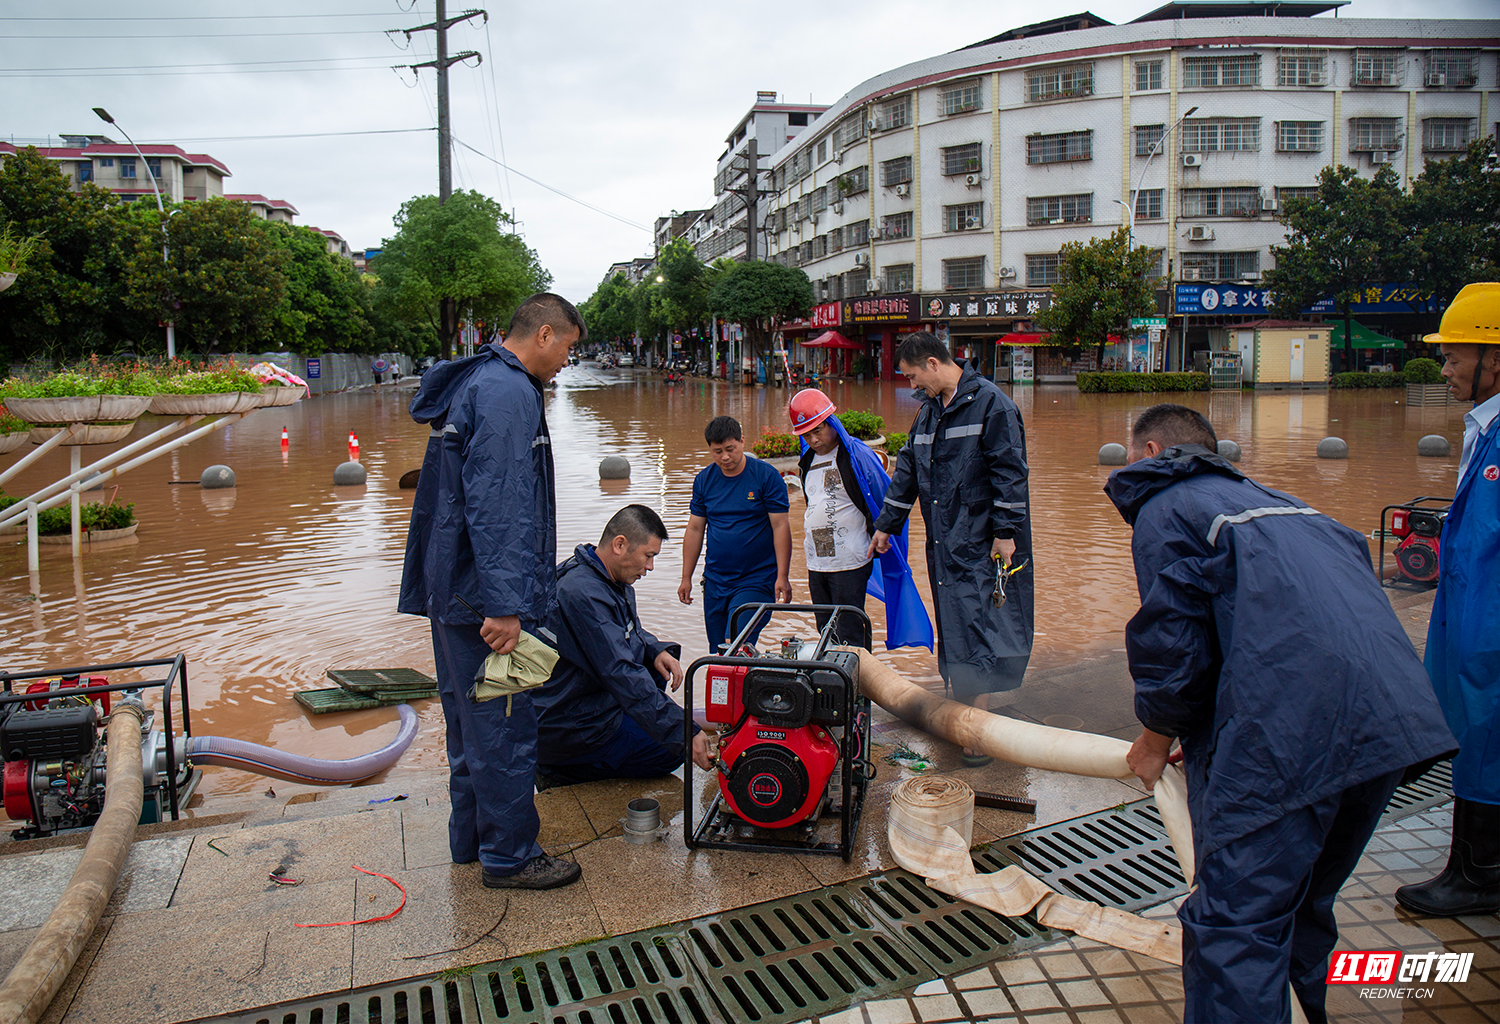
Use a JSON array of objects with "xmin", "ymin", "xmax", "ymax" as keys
[
  {"xmin": 259, "ymin": 222, "xmax": 375, "ymax": 356},
  {"xmin": 371, "ymin": 191, "xmax": 551, "ymax": 360},
  {"xmin": 125, "ymin": 197, "xmax": 288, "ymax": 352},
  {"xmin": 578, "ymin": 273, "xmax": 637, "ymax": 345},
  {"xmin": 656, "ymin": 238, "xmax": 710, "ymax": 330},
  {"xmin": 707, "ymin": 260, "xmax": 813, "ymax": 362},
  {"xmin": 1407, "ymin": 137, "xmax": 1500, "ymax": 310},
  {"xmin": 1033, "ymin": 226, "xmax": 1158, "ymax": 366}
]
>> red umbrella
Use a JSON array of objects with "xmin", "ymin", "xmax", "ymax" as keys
[{"xmin": 803, "ymin": 330, "xmax": 862, "ymax": 349}]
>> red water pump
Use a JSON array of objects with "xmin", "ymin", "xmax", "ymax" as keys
[{"xmin": 1382, "ymin": 498, "xmax": 1451, "ymax": 586}]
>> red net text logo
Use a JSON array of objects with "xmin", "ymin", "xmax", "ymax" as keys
[{"xmin": 1328, "ymin": 951, "xmax": 1473, "ymax": 985}]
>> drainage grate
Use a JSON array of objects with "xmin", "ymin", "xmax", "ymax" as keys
[
  {"xmin": 1382, "ymin": 760, "xmax": 1454, "ymax": 825},
  {"xmin": 678, "ymin": 888, "xmax": 932, "ymax": 1022},
  {"xmin": 841, "ymin": 869, "xmax": 1057, "ymax": 976},
  {"xmin": 227, "ymin": 977, "xmax": 471, "ymax": 1024}
]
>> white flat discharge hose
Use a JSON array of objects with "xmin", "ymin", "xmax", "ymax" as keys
[
  {"xmin": 847, "ymin": 647, "xmax": 1195, "ymax": 886},
  {"xmin": 0, "ymin": 703, "xmax": 146, "ymax": 1024}
]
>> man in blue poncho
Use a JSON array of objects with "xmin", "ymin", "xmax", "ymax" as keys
[
  {"xmin": 788, "ymin": 388, "xmax": 932, "ymax": 651},
  {"xmin": 1397, "ymin": 282, "xmax": 1500, "ymax": 918}
]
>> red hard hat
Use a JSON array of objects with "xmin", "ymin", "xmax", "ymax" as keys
[{"xmin": 788, "ymin": 388, "xmax": 836, "ymax": 435}]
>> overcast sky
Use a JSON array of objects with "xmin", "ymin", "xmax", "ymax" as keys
[{"xmin": 2, "ymin": 0, "xmax": 1491, "ymax": 302}]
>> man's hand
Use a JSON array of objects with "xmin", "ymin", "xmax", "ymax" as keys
[
  {"xmin": 867, "ymin": 531, "xmax": 892, "ymax": 558},
  {"xmin": 676, "ymin": 578, "xmax": 694, "ymax": 605},
  {"xmin": 480, "ymin": 614, "xmax": 520, "ymax": 655},
  {"xmin": 656, "ymin": 650, "xmax": 684, "ymax": 691},
  {"xmin": 991, "ymin": 536, "xmax": 1017, "ymax": 566},
  {"xmin": 775, "ymin": 576, "xmax": 793, "ymax": 603},
  {"xmin": 1127, "ymin": 729, "xmax": 1174, "ymax": 791},
  {"xmin": 691, "ymin": 730, "xmax": 715, "ymax": 771}
]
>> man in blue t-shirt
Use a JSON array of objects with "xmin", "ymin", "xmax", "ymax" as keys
[{"xmin": 677, "ymin": 416, "xmax": 792, "ymax": 651}]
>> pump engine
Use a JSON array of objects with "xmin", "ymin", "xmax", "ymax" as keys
[{"xmin": 1381, "ymin": 498, "xmax": 1451, "ymax": 587}]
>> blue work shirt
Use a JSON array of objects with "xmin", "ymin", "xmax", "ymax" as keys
[{"xmin": 690, "ymin": 456, "xmax": 789, "ymax": 585}]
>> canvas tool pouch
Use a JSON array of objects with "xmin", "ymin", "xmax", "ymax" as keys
[{"xmin": 470, "ymin": 630, "xmax": 559, "ymax": 714}]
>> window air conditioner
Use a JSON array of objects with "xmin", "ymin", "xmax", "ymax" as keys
[
  {"xmin": 832, "ymin": 201, "xmax": 844, "ymax": 214},
  {"xmin": 834, "ymin": 151, "xmax": 844, "ymax": 165},
  {"xmin": 1306, "ymin": 73, "xmax": 1326, "ymax": 86},
  {"xmin": 1426, "ymin": 73, "xmax": 1447, "ymax": 87},
  {"xmin": 1187, "ymin": 225, "xmax": 1213, "ymax": 241},
  {"xmin": 964, "ymin": 216, "xmax": 982, "ymax": 229},
  {"xmin": 854, "ymin": 252, "xmax": 868, "ymax": 265},
  {"xmin": 999, "ymin": 266, "xmax": 1017, "ymax": 278},
  {"xmin": 965, "ymin": 173, "xmax": 982, "ymax": 187},
  {"xmin": 1262, "ymin": 198, "xmax": 1278, "ymax": 211},
  {"xmin": 894, "ymin": 183, "xmax": 910, "ymax": 197},
  {"xmin": 867, "ymin": 119, "xmax": 879, "ymax": 132},
  {"xmin": 1182, "ymin": 154, "xmax": 1203, "ymax": 167},
  {"xmin": 1183, "ymin": 267, "xmax": 1204, "ymax": 280},
  {"xmin": 1370, "ymin": 151, "xmax": 1392, "ymax": 164},
  {"xmin": 868, "ymin": 279, "xmax": 882, "ymax": 294},
  {"xmin": 1240, "ymin": 271, "xmax": 1261, "ymax": 280}
]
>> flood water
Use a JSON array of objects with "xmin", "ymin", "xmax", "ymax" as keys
[{"xmin": 0, "ymin": 367, "xmax": 1467, "ymax": 815}]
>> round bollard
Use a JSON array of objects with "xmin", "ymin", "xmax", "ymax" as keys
[
  {"xmin": 200, "ymin": 465, "xmax": 236, "ymax": 489},
  {"xmin": 599, "ymin": 455, "xmax": 631, "ymax": 480},
  {"xmin": 1098, "ymin": 443, "xmax": 1128, "ymax": 466},
  {"xmin": 1417, "ymin": 434, "xmax": 1451, "ymax": 457},
  {"xmin": 1217, "ymin": 439, "xmax": 1242, "ymax": 462},
  {"xmin": 1317, "ymin": 437, "xmax": 1348, "ymax": 460},
  {"xmin": 333, "ymin": 461, "xmax": 367, "ymax": 486}
]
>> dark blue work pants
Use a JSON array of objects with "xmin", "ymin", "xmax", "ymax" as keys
[
  {"xmin": 1179, "ymin": 769, "xmax": 1404, "ymax": 1024},
  {"xmin": 703, "ymin": 576, "xmax": 775, "ymax": 652},
  {"xmin": 431, "ymin": 621, "xmax": 543, "ymax": 876},
  {"xmin": 540, "ymin": 714, "xmax": 685, "ymax": 784}
]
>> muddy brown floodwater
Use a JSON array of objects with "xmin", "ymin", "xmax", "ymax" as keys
[{"xmin": 0, "ymin": 367, "xmax": 1467, "ymax": 817}]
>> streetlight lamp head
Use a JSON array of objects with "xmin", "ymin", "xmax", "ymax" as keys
[
  {"xmin": 92, "ymin": 107, "xmax": 114, "ymax": 124},
  {"xmin": 655, "ymin": 275, "xmax": 665, "ymax": 284},
  {"xmin": 1184, "ymin": 105, "xmax": 1199, "ymax": 117}
]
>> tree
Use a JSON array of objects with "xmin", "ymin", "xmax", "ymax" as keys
[
  {"xmin": 1406, "ymin": 136, "xmax": 1500, "ymax": 311},
  {"xmin": 1033, "ymin": 226, "xmax": 1159, "ymax": 367},
  {"xmin": 656, "ymin": 238, "xmax": 710, "ymax": 331},
  {"xmin": 707, "ymin": 260, "xmax": 813, "ymax": 368},
  {"xmin": 371, "ymin": 190, "xmax": 551, "ymax": 360},
  {"xmin": 1266, "ymin": 164, "xmax": 1415, "ymax": 372},
  {"xmin": 578, "ymin": 273, "xmax": 636, "ymax": 345},
  {"xmin": 258, "ymin": 222, "xmax": 374, "ymax": 356}
]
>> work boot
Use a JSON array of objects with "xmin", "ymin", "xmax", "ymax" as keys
[
  {"xmin": 482, "ymin": 854, "xmax": 582, "ymax": 890},
  {"xmin": 1395, "ymin": 797, "xmax": 1500, "ymax": 916}
]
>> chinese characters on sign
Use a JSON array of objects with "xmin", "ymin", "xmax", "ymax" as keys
[
  {"xmin": 923, "ymin": 291, "xmax": 1054, "ymax": 320},
  {"xmin": 783, "ymin": 302, "xmax": 842, "ymax": 331},
  {"xmin": 1304, "ymin": 285, "xmax": 1440, "ymax": 315},
  {"xmin": 1174, "ymin": 283, "xmax": 1276, "ymax": 315},
  {"xmin": 841, "ymin": 294, "xmax": 919, "ymax": 324},
  {"xmin": 1326, "ymin": 950, "xmax": 1473, "ymax": 999}
]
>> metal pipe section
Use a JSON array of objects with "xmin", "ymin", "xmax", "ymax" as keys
[
  {"xmin": 185, "ymin": 703, "xmax": 419, "ymax": 784},
  {"xmin": 2, "ymin": 415, "xmax": 199, "ymax": 515},
  {"xmin": 0, "ymin": 428, "xmax": 76, "ymax": 489},
  {"xmin": 0, "ymin": 702, "xmax": 147, "ymax": 1024}
]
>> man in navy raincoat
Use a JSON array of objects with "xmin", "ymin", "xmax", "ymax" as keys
[
  {"xmin": 1107, "ymin": 404, "xmax": 1454, "ymax": 1023},
  {"xmin": 399, "ymin": 293, "xmax": 586, "ymax": 891},
  {"xmin": 1397, "ymin": 282, "xmax": 1500, "ymax": 917},
  {"xmin": 534, "ymin": 505, "xmax": 713, "ymax": 785},
  {"xmin": 870, "ymin": 332, "xmax": 1031, "ymax": 765}
]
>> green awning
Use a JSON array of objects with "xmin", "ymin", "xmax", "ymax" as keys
[{"xmin": 1327, "ymin": 319, "xmax": 1404, "ymax": 350}]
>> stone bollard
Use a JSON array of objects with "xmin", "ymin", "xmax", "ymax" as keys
[
  {"xmin": 1316, "ymin": 437, "xmax": 1348, "ymax": 460},
  {"xmin": 200, "ymin": 465, "xmax": 236, "ymax": 489},
  {"xmin": 333, "ymin": 461, "xmax": 368, "ymax": 486},
  {"xmin": 599, "ymin": 455, "xmax": 631, "ymax": 480},
  {"xmin": 1217, "ymin": 439, "xmax": 1242, "ymax": 462},
  {"xmin": 1098, "ymin": 443, "xmax": 1128, "ymax": 466},
  {"xmin": 1417, "ymin": 434, "xmax": 1451, "ymax": 457}
]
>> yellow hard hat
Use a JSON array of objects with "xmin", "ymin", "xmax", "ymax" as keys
[{"xmin": 1423, "ymin": 282, "xmax": 1500, "ymax": 346}]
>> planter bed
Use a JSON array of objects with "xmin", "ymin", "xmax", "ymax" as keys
[
  {"xmin": 38, "ymin": 523, "xmax": 138, "ymax": 545},
  {"xmin": 28, "ymin": 422, "xmax": 135, "ymax": 445},
  {"xmin": 5, "ymin": 395, "xmax": 152, "ymax": 424},
  {"xmin": 148, "ymin": 391, "xmax": 268, "ymax": 416}
]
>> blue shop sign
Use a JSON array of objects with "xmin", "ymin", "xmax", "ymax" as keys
[
  {"xmin": 306, "ymin": 358, "xmax": 321, "ymax": 379},
  {"xmin": 1175, "ymin": 283, "xmax": 1275, "ymax": 315},
  {"xmin": 1302, "ymin": 285, "xmax": 1439, "ymax": 315}
]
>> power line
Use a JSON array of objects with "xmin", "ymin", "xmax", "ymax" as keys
[
  {"xmin": 1, "ymin": 55, "xmax": 400, "ymax": 73},
  {"xmin": 4, "ymin": 30, "xmax": 397, "ymax": 39},
  {"xmin": 0, "ymin": 65, "xmax": 403, "ymax": 79},
  {"xmin": 451, "ymin": 135, "xmax": 651, "ymax": 233},
  {"xmin": 0, "ymin": 13, "xmax": 394, "ymax": 20},
  {"xmin": 144, "ymin": 128, "xmax": 436, "ymax": 143}
]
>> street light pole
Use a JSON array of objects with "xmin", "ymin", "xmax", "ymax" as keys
[
  {"xmin": 1112, "ymin": 198, "xmax": 1135, "ymax": 249},
  {"xmin": 94, "ymin": 106, "xmax": 174, "ymax": 359},
  {"xmin": 1128, "ymin": 104, "xmax": 1199, "ymax": 250}
]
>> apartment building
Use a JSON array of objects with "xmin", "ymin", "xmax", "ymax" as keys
[
  {"xmin": 1, "ymin": 137, "xmax": 232, "ymax": 204},
  {"xmin": 764, "ymin": 2, "xmax": 1498, "ymax": 377}
]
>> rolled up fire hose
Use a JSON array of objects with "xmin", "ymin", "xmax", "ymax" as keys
[
  {"xmin": 186, "ymin": 703, "xmax": 419, "ymax": 784},
  {"xmin": 0, "ymin": 702, "xmax": 146, "ymax": 1024},
  {"xmin": 847, "ymin": 647, "xmax": 1195, "ymax": 887}
]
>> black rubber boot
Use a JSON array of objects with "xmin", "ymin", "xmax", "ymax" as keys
[{"xmin": 1395, "ymin": 797, "xmax": 1500, "ymax": 917}]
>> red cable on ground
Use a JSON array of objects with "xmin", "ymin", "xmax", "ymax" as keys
[{"xmin": 294, "ymin": 865, "xmax": 407, "ymax": 927}]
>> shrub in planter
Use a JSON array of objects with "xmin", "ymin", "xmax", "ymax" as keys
[
  {"xmin": 0, "ymin": 406, "xmax": 28, "ymax": 435},
  {"xmin": 0, "ymin": 363, "xmax": 159, "ymax": 398},
  {"xmin": 151, "ymin": 363, "xmax": 262, "ymax": 394},
  {"xmin": 750, "ymin": 430, "xmax": 800, "ymax": 459},
  {"xmin": 1076, "ymin": 371, "xmax": 1209, "ymax": 393},
  {"xmin": 1402, "ymin": 358, "xmax": 1443, "ymax": 384},
  {"xmin": 885, "ymin": 432, "xmax": 909, "ymax": 456},
  {"xmin": 1332, "ymin": 371, "xmax": 1407, "ymax": 389},
  {"xmin": 35, "ymin": 501, "xmax": 136, "ymax": 535},
  {"xmin": 836, "ymin": 410, "xmax": 884, "ymax": 440}
]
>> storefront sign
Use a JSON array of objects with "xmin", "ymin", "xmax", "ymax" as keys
[
  {"xmin": 783, "ymin": 302, "xmax": 842, "ymax": 331},
  {"xmin": 1175, "ymin": 283, "xmax": 1276, "ymax": 315},
  {"xmin": 1131, "ymin": 317, "xmax": 1168, "ymax": 329},
  {"xmin": 841, "ymin": 293, "xmax": 919, "ymax": 324},
  {"xmin": 1303, "ymin": 285, "xmax": 1439, "ymax": 315},
  {"xmin": 924, "ymin": 291, "xmax": 1053, "ymax": 320},
  {"xmin": 305, "ymin": 358, "xmax": 321, "ymax": 379}
]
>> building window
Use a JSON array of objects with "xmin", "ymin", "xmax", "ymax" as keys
[
  {"xmin": 941, "ymin": 143, "xmax": 982, "ymax": 176},
  {"xmin": 146, "ymin": 158, "xmax": 162, "ymax": 180},
  {"xmin": 1426, "ymin": 51, "xmax": 1478, "ymax": 87},
  {"xmin": 1276, "ymin": 121, "xmax": 1325, "ymax": 152},
  {"xmin": 876, "ymin": 95, "xmax": 912, "ymax": 130},
  {"xmin": 881, "ymin": 156, "xmax": 912, "ymax": 186},
  {"xmin": 837, "ymin": 166, "xmax": 869, "ymax": 196},
  {"xmin": 1182, "ymin": 187, "xmax": 1262, "ymax": 217},
  {"xmin": 1352, "ymin": 50, "xmax": 1403, "ymax": 87},
  {"xmin": 119, "ymin": 158, "xmax": 136, "ymax": 179},
  {"xmin": 813, "ymin": 234, "xmax": 829, "ymax": 259},
  {"xmin": 944, "ymin": 203, "xmax": 984, "ymax": 232},
  {"xmin": 1135, "ymin": 60, "xmax": 1163, "ymax": 91},
  {"xmin": 1144, "ymin": 248, "xmax": 1166, "ymax": 279},
  {"xmin": 885, "ymin": 263, "xmax": 914, "ymax": 292},
  {"xmin": 1277, "ymin": 49, "xmax": 1327, "ymax": 86},
  {"xmin": 1026, "ymin": 254, "xmax": 1060, "ymax": 287},
  {"xmin": 1349, "ymin": 117, "xmax": 1401, "ymax": 152},
  {"xmin": 1134, "ymin": 124, "xmax": 1165, "ymax": 157},
  {"xmin": 942, "ymin": 80, "xmax": 982, "ymax": 115},
  {"xmin": 881, "ymin": 212, "xmax": 913, "ymax": 239},
  {"xmin": 1180, "ymin": 119, "xmax": 1261, "ymax": 152},
  {"xmin": 788, "ymin": 112, "xmax": 809, "ymax": 127},
  {"xmin": 833, "ymin": 113, "xmax": 867, "ymax": 150},
  {"xmin": 1277, "ymin": 186, "xmax": 1318, "ymax": 208},
  {"xmin": 1134, "ymin": 189, "xmax": 1163, "ymax": 220},
  {"xmin": 1027, "ymin": 193, "xmax": 1093, "ymax": 225},
  {"xmin": 1423, "ymin": 118, "xmax": 1474, "ymax": 153},
  {"xmin": 1027, "ymin": 65, "xmax": 1093, "ymax": 102},
  {"xmin": 1183, "ymin": 55, "xmax": 1261, "ymax": 88},
  {"xmin": 847, "ymin": 266, "xmax": 870, "ymax": 295},
  {"xmin": 1026, "ymin": 130, "xmax": 1092, "ymax": 164},
  {"xmin": 98, "ymin": 157, "xmax": 113, "ymax": 168},
  {"xmin": 1181, "ymin": 251, "xmax": 1260, "ymax": 280},
  {"xmin": 817, "ymin": 139, "xmax": 828, "ymax": 164},
  {"xmin": 845, "ymin": 220, "xmax": 870, "ymax": 246},
  {"xmin": 829, "ymin": 228, "xmax": 844, "ymax": 253},
  {"xmin": 812, "ymin": 186, "xmax": 829, "ymax": 214},
  {"xmin": 76, "ymin": 161, "xmax": 93, "ymax": 183},
  {"xmin": 945, "ymin": 258, "xmax": 986, "ymax": 290}
]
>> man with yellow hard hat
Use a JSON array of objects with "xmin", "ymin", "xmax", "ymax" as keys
[{"xmin": 1397, "ymin": 282, "xmax": 1500, "ymax": 917}]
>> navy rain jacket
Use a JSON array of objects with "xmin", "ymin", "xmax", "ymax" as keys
[
  {"xmin": 398, "ymin": 344, "xmax": 557, "ymax": 627},
  {"xmin": 873, "ymin": 360, "xmax": 1032, "ymax": 684},
  {"xmin": 534, "ymin": 544, "xmax": 696, "ymax": 763},
  {"xmin": 1105, "ymin": 445, "xmax": 1455, "ymax": 860}
]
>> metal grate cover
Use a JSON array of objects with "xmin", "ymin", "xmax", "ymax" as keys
[{"xmin": 1382, "ymin": 760, "xmax": 1454, "ymax": 824}]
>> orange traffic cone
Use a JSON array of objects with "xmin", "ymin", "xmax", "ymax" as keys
[
  {"xmin": 280, "ymin": 426, "xmax": 289, "ymax": 451},
  {"xmin": 349, "ymin": 432, "xmax": 360, "ymax": 462}
]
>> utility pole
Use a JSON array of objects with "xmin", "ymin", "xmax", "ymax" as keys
[
  {"xmin": 397, "ymin": 3, "xmax": 485, "ymax": 358},
  {"xmin": 726, "ymin": 137, "xmax": 772, "ymax": 261}
]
